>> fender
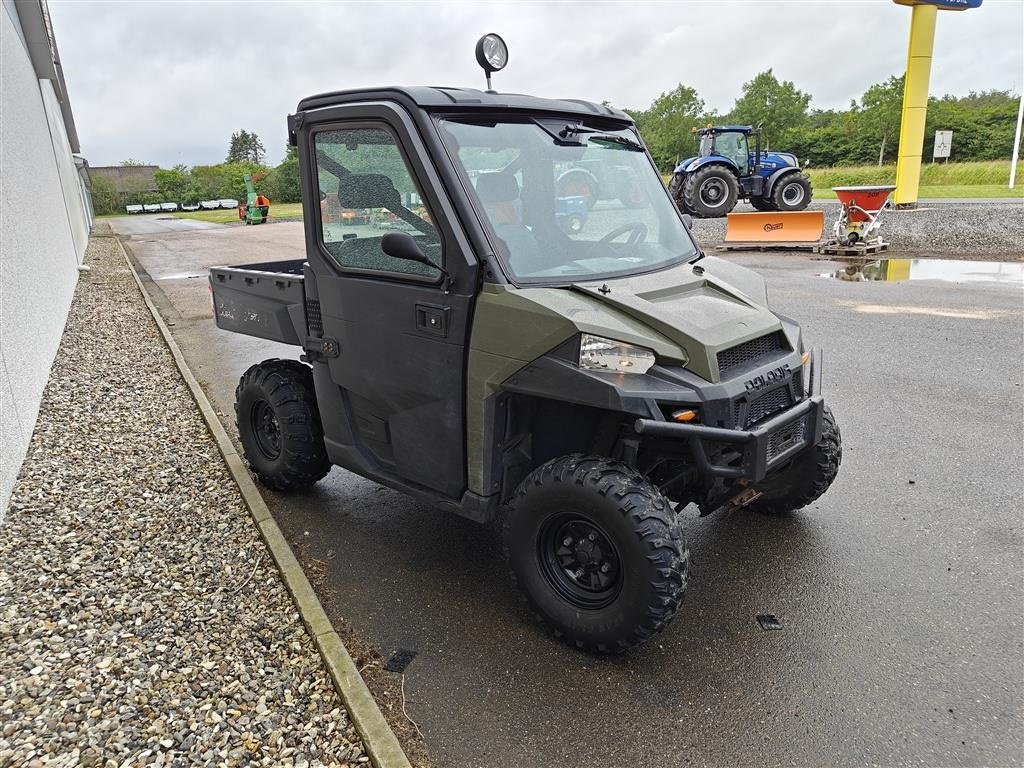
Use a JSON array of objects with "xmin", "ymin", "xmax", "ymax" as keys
[
  {"xmin": 673, "ymin": 156, "xmax": 739, "ymax": 176},
  {"xmin": 766, "ymin": 166, "xmax": 803, "ymax": 195},
  {"xmin": 672, "ymin": 156, "xmax": 697, "ymax": 174}
]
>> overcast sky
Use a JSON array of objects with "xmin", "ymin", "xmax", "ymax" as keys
[{"xmin": 49, "ymin": 0, "xmax": 1023, "ymax": 168}]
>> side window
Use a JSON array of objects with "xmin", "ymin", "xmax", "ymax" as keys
[{"xmin": 314, "ymin": 127, "xmax": 440, "ymax": 277}]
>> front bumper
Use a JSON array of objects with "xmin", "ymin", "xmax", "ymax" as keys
[{"xmin": 633, "ymin": 347, "xmax": 825, "ymax": 483}]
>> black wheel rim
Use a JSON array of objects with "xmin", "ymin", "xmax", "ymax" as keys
[
  {"xmin": 699, "ymin": 178, "xmax": 728, "ymax": 208},
  {"xmin": 538, "ymin": 514, "xmax": 622, "ymax": 610},
  {"xmin": 250, "ymin": 399, "xmax": 282, "ymax": 460}
]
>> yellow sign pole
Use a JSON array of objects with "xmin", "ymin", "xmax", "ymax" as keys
[{"xmin": 894, "ymin": 2, "xmax": 938, "ymax": 207}]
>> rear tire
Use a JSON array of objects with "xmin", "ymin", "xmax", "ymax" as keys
[
  {"xmin": 771, "ymin": 173, "xmax": 812, "ymax": 212},
  {"xmin": 500, "ymin": 455, "xmax": 689, "ymax": 653},
  {"xmin": 683, "ymin": 164, "xmax": 739, "ymax": 218},
  {"xmin": 235, "ymin": 359, "xmax": 331, "ymax": 491},
  {"xmin": 750, "ymin": 405, "xmax": 842, "ymax": 515}
]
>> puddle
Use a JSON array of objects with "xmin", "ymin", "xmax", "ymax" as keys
[
  {"xmin": 157, "ymin": 272, "xmax": 207, "ymax": 280},
  {"xmin": 819, "ymin": 258, "xmax": 1023, "ymax": 285}
]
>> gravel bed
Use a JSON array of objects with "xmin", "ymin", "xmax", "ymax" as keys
[
  {"xmin": 0, "ymin": 228, "xmax": 368, "ymax": 767},
  {"xmin": 688, "ymin": 198, "xmax": 1024, "ymax": 259}
]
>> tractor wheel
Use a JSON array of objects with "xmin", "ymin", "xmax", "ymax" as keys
[
  {"xmin": 683, "ymin": 165, "xmax": 739, "ymax": 218},
  {"xmin": 500, "ymin": 454, "xmax": 689, "ymax": 653},
  {"xmin": 749, "ymin": 197, "xmax": 776, "ymax": 212},
  {"xmin": 235, "ymin": 359, "xmax": 331, "ymax": 491},
  {"xmin": 667, "ymin": 173, "xmax": 689, "ymax": 213},
  {"xmin": 749, "ymin": 406, "xmax": 842, "ymax": 516},
  {"xmin": 772, "ymin": 173, "xmax": 813, "ymax": 212}
]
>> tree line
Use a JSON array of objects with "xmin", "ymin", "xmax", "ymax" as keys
[
  {"xmin": 92, "ymin": 74, "xmax": 1019, "ymax": 215},
  {"xmin": 627, "ymin": 69, "xmax": 1020, "ymax": 172},
  {"xmin": 90, "ymin": 130, "xmax": 300, "ymax": 215}
]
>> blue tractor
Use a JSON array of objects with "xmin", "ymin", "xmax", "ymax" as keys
[{"xmin": 667, "ymin": 125, "xmax": 812, "ymax": 218}]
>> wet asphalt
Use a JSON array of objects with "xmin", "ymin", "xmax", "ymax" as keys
[{"xmin": 111, "ymin": 215, "xmax": 1023, "ymax": 767}]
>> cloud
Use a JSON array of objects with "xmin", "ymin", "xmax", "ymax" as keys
[{"xmin": 48, "ymin": 0, "xmax": 1023, "ymax": 167}]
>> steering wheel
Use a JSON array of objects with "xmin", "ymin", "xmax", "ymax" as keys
[{"xmin": 599, "ymin": 222, "xmax": 648, "ymax": 246}]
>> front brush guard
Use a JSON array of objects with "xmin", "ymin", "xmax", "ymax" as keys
[{"xmin": 633, "ymin": 348, "xmax": 825, "ymax": 483}]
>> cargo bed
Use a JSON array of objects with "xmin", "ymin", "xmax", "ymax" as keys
[{"xmin": 209, "ymin": 259, "xmax": 306, "ymax": 345}]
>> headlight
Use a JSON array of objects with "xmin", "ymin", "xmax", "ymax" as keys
[
  {"xmin": 579, "ymin": 334, "xmax": 656, "ymax": 374},
  {"xmin": 475, "ymin": 33, "xmax": 508, "ymax": 72}
]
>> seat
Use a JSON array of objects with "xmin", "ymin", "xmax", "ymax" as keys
[{"xmin": 475, "ymin": 172, "xmax": 545, "ymax": 275}]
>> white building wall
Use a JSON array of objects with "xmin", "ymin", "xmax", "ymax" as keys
[
  {"xmin": 0, "ymin": 3, "xmax": 90, "ymax": 514},
  {"xmin": 40, "ymin": 78, "xmax": 90, "ymax": 259}
]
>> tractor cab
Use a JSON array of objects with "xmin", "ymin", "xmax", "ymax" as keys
[{"xmin": 695, "ymin": 126, "xmax": 758, "ymax": 176}]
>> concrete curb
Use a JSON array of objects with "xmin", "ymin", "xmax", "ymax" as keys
[{"xmin": 116, "ymin": 237, "xmax": 413, "ymax": 768}]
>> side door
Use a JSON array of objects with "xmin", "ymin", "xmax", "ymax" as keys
[{"xmin": 301, "ymin": 105, "xmax": 478, "ymax": 499}]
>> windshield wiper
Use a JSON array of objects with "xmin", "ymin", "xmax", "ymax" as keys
[
  {"xmin": 587, "ymin": 134, "xmax": 645, "ymax": 152},
  {"xmin": 557, "ymin": 123, "xmax": 644, "ymax": 152}
]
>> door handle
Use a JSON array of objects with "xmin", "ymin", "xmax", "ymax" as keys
[{"xmin": 415, "ymin": 303, "xmax": 449, "ymax": 338}]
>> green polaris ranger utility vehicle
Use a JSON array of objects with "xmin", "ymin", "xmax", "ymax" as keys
[{"xmin": 210, "ymin": 36, "xmax": 841, "ymax": 653}]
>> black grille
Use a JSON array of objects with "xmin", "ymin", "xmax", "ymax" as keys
[
  {"xmin": 305, "ymin": 299, "xmax": 323, "ymax": 336},
  {"xmin": 717, "ymin": 332, "xmax": 786, "ymax": 377},
  {"xmin": 767, "ymin": 416, "xmax": 807, "ymax": 461},
  {"xmin": 736, "ymin": 387, "xmax": 792, "ymax": 428}
]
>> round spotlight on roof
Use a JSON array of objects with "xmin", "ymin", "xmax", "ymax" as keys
[{"xmin": 475, "ymin": 33, "xmax": 508, "ymax": 91}]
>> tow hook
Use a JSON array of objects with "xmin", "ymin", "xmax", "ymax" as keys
[
  {"xmin": 704, "ymin": 486, "xmax": 763, "ymax": 517},
  {"xmin": 729, "ymin": 487, "xmax": 763, "ymax": 510}
]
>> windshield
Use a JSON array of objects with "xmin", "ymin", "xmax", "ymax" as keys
[{"xmin": 439, "ymin": 119, "xmax": 698, "ymax": 284}]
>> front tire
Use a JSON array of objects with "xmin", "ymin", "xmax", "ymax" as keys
[
  {"xmin": 750, "ymin": 405, "xmax": 842, "ymax": 515},
  {"xmin": 501, "ymin": 455, "xmax": 689, "ymax": 653},
  {"xmin": 772, "ymin": 173, "xmax": 812, "ymax": 212},
  {"xmin": 683, "ymin": 164, "xmax": 739, "ymax": 218},
  {"xmin": 235, "ymin": 359, "xmax": 331, "ymax": 491},
  {"xmin": 749, "ymin": 197, "xmax": 776, "ymax": 212},
  {"xmin": 667, "ymin": 173, "xmax": 689, "ymax": 213}
]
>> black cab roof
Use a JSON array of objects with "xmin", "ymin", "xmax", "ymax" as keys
[{"xmin": 295, "ymin": 86, "xmax": 632, "ymax": 123}]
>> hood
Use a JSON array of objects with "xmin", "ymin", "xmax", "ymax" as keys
[
  {"xmin": 758, "ymin": 151, "xmax": 799, "ymax": 170},
  {"xmin": 572, "ymin": 260, "xmax": 785, "ymax": 382}
]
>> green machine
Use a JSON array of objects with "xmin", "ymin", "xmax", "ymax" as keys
[
  {"xmin": 208, "ymin": 35, "xmax": 842, "ymax": 653},
  {"xmin": 239, "ymin": 173, "xmax": 270, "ymax": 225}
]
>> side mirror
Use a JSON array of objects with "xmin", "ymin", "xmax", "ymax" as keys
[
  {"xmin": 381, "ymin": 231, "xmax": 432, "ymax": 266},
  {"xmin": 381, "ymin": 231, "xmax": 452, "ymax": 293},
  {"xmin": 681, "ymin": 213, "xmax": 693, "ymax": 230}
]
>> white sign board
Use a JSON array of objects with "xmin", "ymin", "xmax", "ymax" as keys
[{"xmin": 933, "ymin": 130, "xmax": 953, "ymax": 159}]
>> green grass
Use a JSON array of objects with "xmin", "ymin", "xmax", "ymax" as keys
[
  {"xmin": 663, "ymin": 160, "xmax": 1024, "ymax": 199},
  {"xmin": 812, "ymin": 184, "xmax": 1022, "ymax": 200},
  {"xmin": 103, "ymin": 160, "xmax": 1021, "ymax": 223},
  {"xmin": 807, "ymin": 159, "xmax": 1023, "ymax": 190},
  {"xmin": 171, "ymin": 202, "xmax": 305, "ymax": 224}
]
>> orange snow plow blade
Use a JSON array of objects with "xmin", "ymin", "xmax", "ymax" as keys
[{"xmin": 723, "ymin": 210, "xmax": 824, "ymax": 244}]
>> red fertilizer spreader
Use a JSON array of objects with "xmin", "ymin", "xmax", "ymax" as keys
[{"xmin": 831, "ymin": 185, "xmax": 896, "ymax": 246}]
